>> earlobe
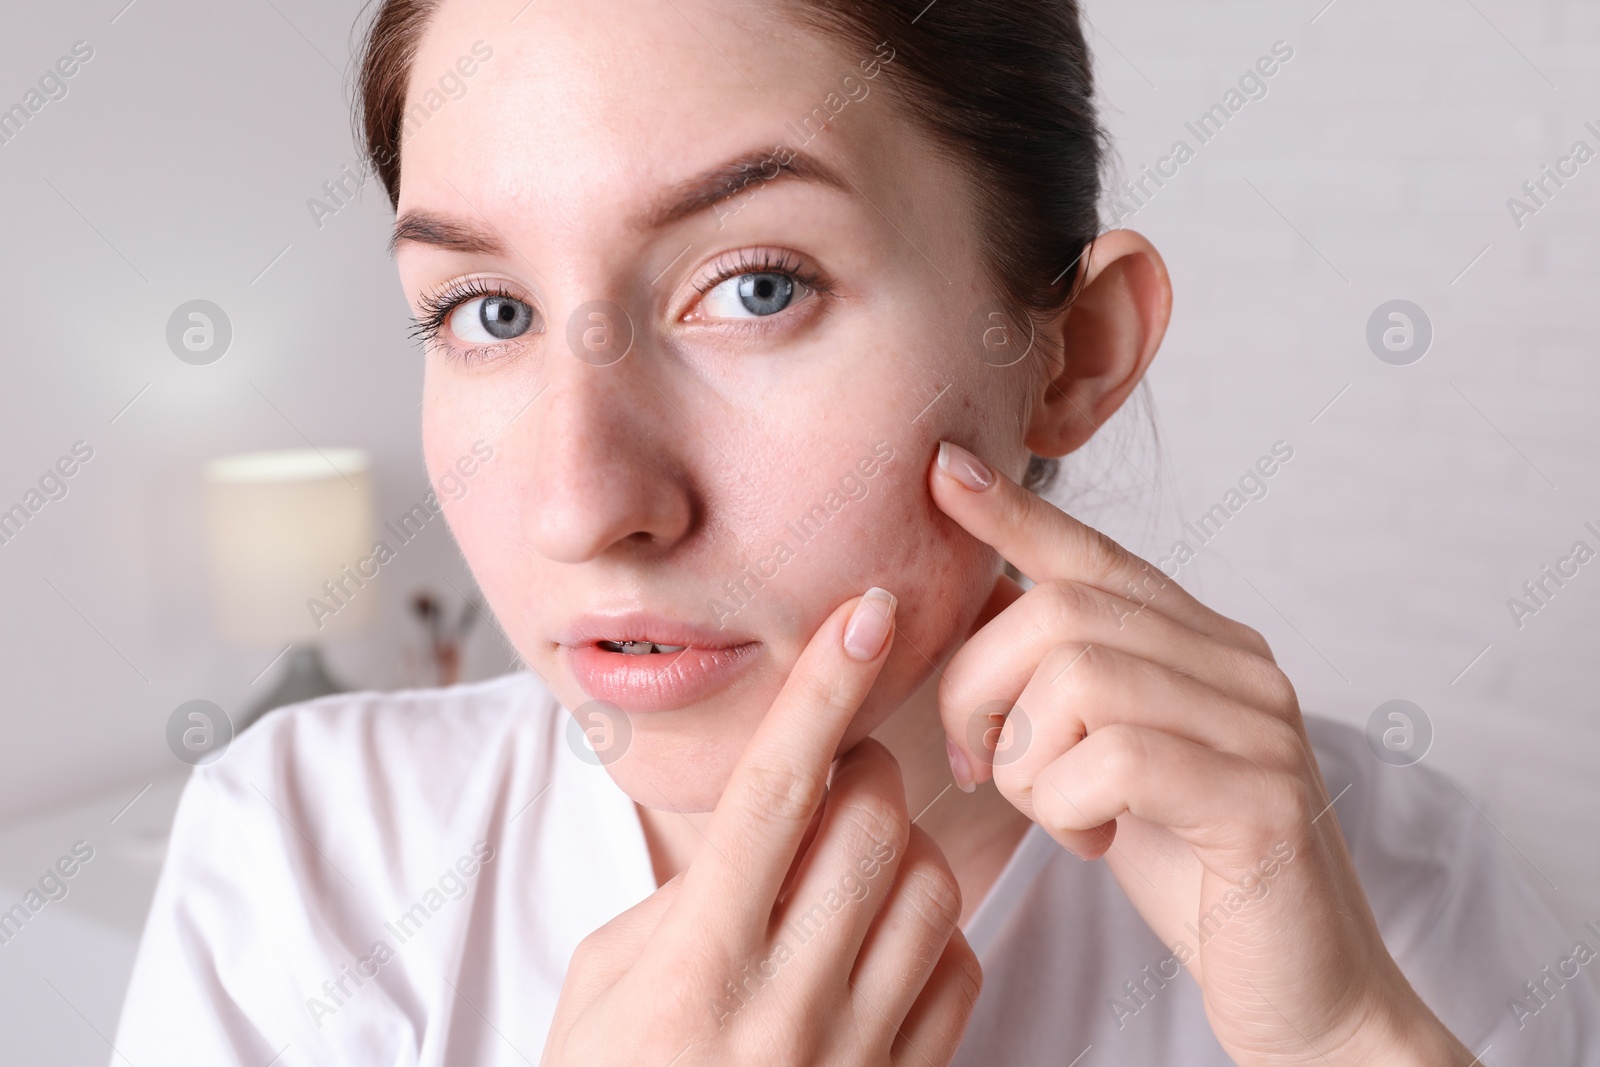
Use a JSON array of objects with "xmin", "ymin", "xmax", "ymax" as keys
[{"xmin": 1023, "ymin": 229, "xmax": 1172, "ymax": 458}]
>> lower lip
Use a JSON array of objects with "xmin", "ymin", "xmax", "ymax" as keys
[{"xmin": 563, "ymin": 642, "xmax": 760, "ymax": 711}]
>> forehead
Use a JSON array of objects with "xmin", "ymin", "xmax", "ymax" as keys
[{"xmin": 398, "ymin": 0, "xmax": 924, "ymax": 221}]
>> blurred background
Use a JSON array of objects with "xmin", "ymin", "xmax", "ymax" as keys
[{"xmin": 0, "ymin": 0, "xmax": 1596, "ymax": 1062}]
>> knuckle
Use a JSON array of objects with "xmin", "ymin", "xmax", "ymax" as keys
[
  {"xmin": 947, "ymin": 933, "xmax": 984, "ymax": 1004},
  {"xmin": 1255, "ymin": 666, "xmax": 1299, "ymax": 718},
  {"xmin": 1042, "ymin": 639, "xmax": 1095, "ymax": 689},
  {"xmin": 898, "ymin": 858, "xmax": 963, "ymax": 934},
  {"xmin": 1124, "ymin": 560, "xmax": 1173, "ymax": 606},
  {"xmin": 568, "ymin": 929, "xmax": 606, "ymax": 972},
  {"xmin": 1232, "ymin": 621, "xmax": 1274, "ymax": 660},
  {"xmin": 1257, "ymin": 715, "xmax": 1307, "ymax": 768},
  {"xmin": 801, "ymin": 661, "xmax": 862, "ymax": 721},
  {"xmin": 839, "ymin": 737, "xmax": 905, "ymax": 793},
  {"xmin": 738, "ymin": 758, "xmax": 824, "ymax": 827},
  {"xmin": 1096, "ymin": 722, "xmax": 1149, "ymax": 792},
  {"xmin": 1041, "ymin": 578, "xmax": 1095, "ymax": 633},
  {"xmin": 1256, "ymin": 771, "xmax": 1312, "ymax": 836},
  {"xmin": 822, "ymin": 672, "xmax": 864, "ymax": 718},
  {"xmin": 1076, "ymin": 522, "xmax": 1124, "ymax": 578},
  {"xmin": 1069, "ymin": 642, "xmax": 1121, "ymax": 695},
  {"xmin": 839, "ymin": 791, "xmax": 908, "ymax": 853}
]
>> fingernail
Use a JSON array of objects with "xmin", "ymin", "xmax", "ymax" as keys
[
  {"xmin": 937, "ymin": 441, "xmax": 994, "ymax": 492},
  {"xmin": 946, "ymin": 737, "xmax": 976, "ymax": 793},
  {"xmin": 843, "ymin": 587, "xmax": 896, "ymax": 662}
]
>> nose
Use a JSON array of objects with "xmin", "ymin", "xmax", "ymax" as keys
[{"xmin": 518, "ymin": 313, "xmax": 694, "ymax": 564}]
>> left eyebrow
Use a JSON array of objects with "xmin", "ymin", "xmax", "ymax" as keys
[{"xmin": 632, "ymin": 146, "xmax": 854, "ymax": 231}]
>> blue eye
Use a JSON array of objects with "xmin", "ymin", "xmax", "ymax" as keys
[
  {"xmin": 701, "ymin": 272, "xmax": 802, "ymax": 318},
  {"xmin": 449, "ymin": 294, "xmax": 537, "ymax": 342},
  {"xmin": 689, "ymin": 249, "xmax": 830, "ymax": 325}
]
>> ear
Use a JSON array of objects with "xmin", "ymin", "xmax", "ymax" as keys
[{"xmin": 1024, "ymin": 229, "xmax": 1172, "ymax": 458}]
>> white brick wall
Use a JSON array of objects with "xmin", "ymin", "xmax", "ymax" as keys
[{"xmin": 1076, "ymin": 0, "xmax": 1600, "ymax": 953}]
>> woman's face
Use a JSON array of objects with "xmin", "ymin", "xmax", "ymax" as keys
[{"xmin": 397, "ymin": 0, "xmax": 1039, "ymax": 810}]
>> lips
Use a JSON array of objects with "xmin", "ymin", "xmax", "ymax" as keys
[{"xmin": 558, "ymin": 611, "xmax": 761, "ymax": 712}]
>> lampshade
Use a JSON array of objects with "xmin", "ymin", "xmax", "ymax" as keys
[{"xmin": 202, "ymin": 448, "xmax": 376, "ymax": 644}]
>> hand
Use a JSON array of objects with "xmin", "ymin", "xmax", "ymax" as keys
[
  {"xmin": 930, "ymin": 441, "xmax": 1475, "ymax": 1066},
  {"xmin": 542, "ymin": 590, "xmax": 983, "ymax": 1066}
]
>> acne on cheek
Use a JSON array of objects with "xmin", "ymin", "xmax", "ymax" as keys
[
  {"xmin": 854, "ymin": 460, "xmax": 998, "ymax": 647},
  {"xmin": 822, "ymin": 470, "xmax": 997, "ymax": 742},
  {"xmin": 915, "ymin": 504, "xmax": 999, "ymax": 637}
]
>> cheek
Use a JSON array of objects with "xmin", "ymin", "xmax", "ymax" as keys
[
  {"xmin": 868, "ymin": 454, "xmax": 999, "ymax": 681},
  {"xmin": 422, "ymin": 398, "xmax": 469, "ymax": 517},
  {"xmin": 849, "ymin": 456, "xmax": 991, "ymax": 617},
  {"xmin": 420, "ymin": 380, "xmax": 520, "ymax": 598},
  {"xmin": 770, "ymin": 443, "xmax": 999, "ymax": 740}
]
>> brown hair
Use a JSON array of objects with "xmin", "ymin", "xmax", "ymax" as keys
[{"xmin": 354, "ymin": 0, "xmax": 1108, "ymax": 495}]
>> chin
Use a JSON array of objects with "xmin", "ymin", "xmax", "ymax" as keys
[
  {"xmin": 609, "ymin": 758, "xmax": 735, "ymax": 815},
  {"xmin": 531, "ymin": 655, "xmax": 759, "ymax": 812}
]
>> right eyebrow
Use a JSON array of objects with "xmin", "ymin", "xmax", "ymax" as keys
[{"xmin": 388, "ymin": 213, "xmax": 506, "ymax": 257}]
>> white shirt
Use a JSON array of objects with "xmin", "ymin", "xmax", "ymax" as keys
[{"xmin": 113, "ymin": 670, "xmax": 1600, "ymax": 1065}]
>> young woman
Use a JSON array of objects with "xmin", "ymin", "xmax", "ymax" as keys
[{"xmin": 113, "ymin": 0, "xmax": 1600, "ymax": 1063}]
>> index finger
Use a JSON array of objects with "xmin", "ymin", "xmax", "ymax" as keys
[
  {"xmin": 667, "ymin": 586, "xmax": 898, "ymax": 951},
  {"xmin": 929, "ymin": 440, "xmax": 1238, "ymax": 643}
]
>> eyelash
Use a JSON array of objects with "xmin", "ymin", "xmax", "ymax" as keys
[
  {"xmin": 409, "ymin": 277, "xmax": 528, "ymax": 356},
  {"xmin": 691, "ymin": 247, "xmax": 833, "ymax": 303},
  {"xmin": 409, "ymin": 248, "xmax": 834, "ymax": 362}
]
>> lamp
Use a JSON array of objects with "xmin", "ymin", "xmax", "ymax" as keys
[{"xmin": 202, "ymin": 448, "xmax": 375, "ymax": 730}]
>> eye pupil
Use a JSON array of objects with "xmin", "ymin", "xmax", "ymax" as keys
[
  {"xmin": 479, "ymin": 296, "xmax": 533, "ymax": 340},
  {"xmin": 736, "ymin": 272, "xmax": 794, "ymax": 316}
]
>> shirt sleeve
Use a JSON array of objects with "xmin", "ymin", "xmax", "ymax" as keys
[
  {"xmin": 109, "ymin": 701, "xmax": 422, "ymax": 1067},
  {"xmin": 110, "ymin": 757, "xmax": 300, "ymax": 1065},
  {"xmin": 1307, "ymin": 716, "xmax": 1600, "ymax": 1065}
]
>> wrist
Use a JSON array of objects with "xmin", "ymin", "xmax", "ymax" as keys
[{"xmin": 1322, "ymin": 982, "xmax": 1475, "ymax": 1066}]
